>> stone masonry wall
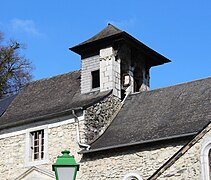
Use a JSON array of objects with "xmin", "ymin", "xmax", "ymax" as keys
[
  {"xmin": 0, "ymin": 122, "xmax": 81, "ymax": 180},
  {"xmin": 158, "ymin": 127, "xmax": 211, "ymax": 180},
  {"xmin": 100, "ymin": 47, "xmax": 121, "ymax": 98},
  {"xmin": 81, "ymin": 55, "xmax": 100, "ymax": 94},
  {"xmin": 77, "ymin": 142, "xmax": 185, "ymax": 180},
  {"xmin": 0, "ymin": 123, "xmax": 188, "ymax": 180},
  {"xmin": 1, "ymin": 118, "xmax": 207, "ymax": 180},
  {"xmin": 85, "ymin": 94, "xmax": 121, "ymax": 143},
  {"xmin": 0, "ymin": 134, "xmax": 25, "ymax": 180}
]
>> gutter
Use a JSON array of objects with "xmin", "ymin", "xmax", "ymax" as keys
[
  {"xmin": 72, "ymin": 109, "xmax": 90, "ymax": 150},
  {"xmin": 0, "ymin": 90, "xmax": 112, "ymax": 131},
  {"xmin": 80, "ymin": 132, "xmax": 196, "ymax": 154},
  {"xmin": 0, "ymin": 107, "xmax": 83, "ymax": 131}
]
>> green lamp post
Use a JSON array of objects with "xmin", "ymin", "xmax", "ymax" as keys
[{"xmin": 52, "ymin": 150, "xmax": 80, "ymax": 180}]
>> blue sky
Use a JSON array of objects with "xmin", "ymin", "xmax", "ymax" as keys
[{"xmin": 0, "ymin": 0, "xmax": 210, "ymax": 89}]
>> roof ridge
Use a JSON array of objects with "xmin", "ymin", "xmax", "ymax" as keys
[
  {"xmin": 107, "ymin": 23, "xmax": 123, "ymax": 32},
  {"xmin": 128, "ymin": 76, "xmax": 211, "ymax": 97},
  {"xmin": 70, "ymin": 24, "xmax": 123, "ymax": 50},
  {"xmin": 28, "ymin": 70, "xmax": 80, "ymax": 85}
]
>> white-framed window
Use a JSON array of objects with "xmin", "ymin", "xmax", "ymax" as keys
[
  {"xmin": 201, "ymin": 137, "xmax": 211, "ymax": 180},
  {"xmin": 123, "ymin": 173, "xmax": 142, "ymax": 180},
  {"xmin": 30, "ymin": 129, "xmax": 44, "ymax": 161},
  {"xmin": 25, "ymin": 127, "xmax": 48, "ymax": 167}
]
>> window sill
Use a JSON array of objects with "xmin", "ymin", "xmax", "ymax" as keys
[{"xmin": 91, "ymin": 87, "xmax": 100, "ymax": 92}]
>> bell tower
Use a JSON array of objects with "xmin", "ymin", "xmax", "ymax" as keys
[{"xmin": 70, "ymin": 24, "xmax": 170, "ymax": 99}]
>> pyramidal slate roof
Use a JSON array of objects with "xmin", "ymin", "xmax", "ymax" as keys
[
  {"xmin": 70, "ymin": 24, "xmax": 170, "ymax": 66},
  {"xmin": 0, "ymin": 70, "xmax": 111, "ymax": 130},
  {"xmin": 72, "ymin": 24, "xmax": 123, "ymax": 48},
  {"xmin": 87, "ymin": 77, "xmax": 211, "ymax": 153}
]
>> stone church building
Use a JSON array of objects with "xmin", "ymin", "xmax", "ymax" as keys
[{"xmin": 0, "ymin": 24, "xmax": 210, "ymax": 180}]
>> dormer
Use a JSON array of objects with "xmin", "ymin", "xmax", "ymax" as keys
[{"xmin": 70, "ymin": 24, "xmax": 171, "ymax": 99}]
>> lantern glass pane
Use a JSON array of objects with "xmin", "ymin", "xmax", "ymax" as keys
[{"xmin": 57, "ymin": 167, "xmax": 75, "ymax": 180}]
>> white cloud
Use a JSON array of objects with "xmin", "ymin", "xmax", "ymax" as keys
[
  {"xmin": 10, "ymin": 19, "xmax": 43, "ymax": 36},
  {"xmin": 107, "ymin": 17, "xmax": 137, "ymax": 29}
]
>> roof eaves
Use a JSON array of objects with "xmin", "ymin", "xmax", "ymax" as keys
[
  {"xmin": 0, "ymin": 107, "xmax": 83, "ymax": 131},
  {"xmin": 79, "ymin": 132, "xmax": 196, "ymax": 154},
  {"xmin": 121, "ymin": 32, "xmax": 171, "ymax": 64},
  {"xmin": 69, "ymin": 32, "xmax": 125, "ymax": 54},
  {"xmin": 0, "ymin": 90, "xmax": 112, "ymax": 131}
]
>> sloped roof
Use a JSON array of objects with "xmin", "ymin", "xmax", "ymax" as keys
[
  {"xmin": 70, "ymin": 24, "xmax": 170, "ymax": 66},
  {"xmin": 72, "ymin": 24, "xmax": 122, "ymax": 48},
  {"xmin": 0, "ymin": 95, "xmax": 17, "ymax": 117},
  {"xmin": 0, "ymin": 70, "xmax": 111, "ymax": 130},
  {"xmin": 88, "ymin": 77, "xmax": 211, "ymax": 152}
]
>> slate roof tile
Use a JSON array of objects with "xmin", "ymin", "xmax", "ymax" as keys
[
  {"xmin": 70, "ymin": 24, "xmax": 170, "ymax": 66},
  {"xmin": 0, "ymin": 70, "xmax": 111, "ymax": 129},
  {"xmin": 90, "ymin": 77, "xmax": 211, "ymax": 151},
  {"xmin": 72, "ymin": 24, "xmax": 122, "ymax": 48}
]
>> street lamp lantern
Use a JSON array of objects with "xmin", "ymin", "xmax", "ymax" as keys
[{"xmin": 52, "ymin": 150, "xmax": 80, "ymax": 180}]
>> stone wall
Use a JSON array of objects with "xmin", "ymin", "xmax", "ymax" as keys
[
  {"xmin": 81, "ymin": 55, "xmax": 100, "ymax": 94},
  {"xmin": 158, "ymin": 127, "xmax": 211, "ymax": 180},
  {"xmin": 100, "ymin": 47, "xmax": 121, "ymax": 98},
  {"xmin": 0, "ymin": 134, "xmax": 25, "ymax": 180},
  {"xmin": 85, "ymin": 94, "xmax": 121, "ymax": 143},
  {"xmin": 77, "ymin": 142, "xmax": 186, "ymax": 180},
  {"xmin": 0, "ymin": 121, "xmax": 81, "ymax": 180},
  {"xmin": 1, "ymin": 117, "xmax": 208, "ymax": 180}
]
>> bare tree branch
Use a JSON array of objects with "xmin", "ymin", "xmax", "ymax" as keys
[{"xmin": 0, "ymin": 32, "xmax": 33, "ymax": 97}]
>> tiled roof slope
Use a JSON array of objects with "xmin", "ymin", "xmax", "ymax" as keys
[
  {"xmin": 0, "ymin": 70, "xmax": 111, "ymax": 129},
  {"xmin": 72, "ymin": 24, "xmax": 122, "ymax": 48},
  {"xmin": 70, "ymin": 24, "xmax": 170, "ymax": 66},
  {"xmin": 90, "ymin": 77, "xmax": 211, "ymax": 151},
  {"xmin": 0, "ymin": 95, "xmax": 17, "ymax": 117}
]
